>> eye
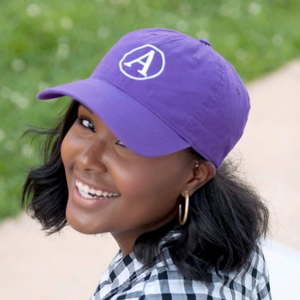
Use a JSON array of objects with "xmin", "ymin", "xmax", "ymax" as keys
[
  {"xmin": 115, "ymin": 140, "xmax": 126, "ymax": 148},
  {"xmin": 77, "ymin": 116, "xmax": 95, "ymax": 132}
]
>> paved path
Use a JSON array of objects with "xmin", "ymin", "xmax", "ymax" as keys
[
  {"xmin": 235, "ymin": 60, "xmax": 300, "ymax": 251},
  {"xmin": 1, "ymin": 60, "xmax": 300, "ymax": 300}
]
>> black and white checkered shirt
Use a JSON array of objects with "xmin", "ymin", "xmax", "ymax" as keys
[{"xmin": 90, "ymin": 242, "xmax": 271, "ymax": 299}]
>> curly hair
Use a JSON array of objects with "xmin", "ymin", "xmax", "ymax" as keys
[{"xmin": 22, "ymin": 99, "xmax": 269, "ymax": 281}]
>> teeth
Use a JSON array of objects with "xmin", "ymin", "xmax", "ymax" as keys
[
  {"xmin": 75, "ymin": 180, "xmax": 120, "ymax": 199},
  {"xmin": 83, "ymin": 185, "xmax": 89, "ymax": 193}
]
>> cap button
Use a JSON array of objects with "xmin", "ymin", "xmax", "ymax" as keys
[{"xmin": 200, "ymin": 39, "xmax": 211, "ymax": 46}]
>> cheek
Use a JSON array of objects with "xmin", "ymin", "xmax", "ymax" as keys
[
  {"xmin": 113, "ymin": 162, "xmax": 185, "ymax": 207},
  {"xmin": 60, "ymin": 130, "xmax": 78, "ymax": 185},
  {"xmin": 61, "ymin": 129, "xmax": 78, "ymax": 169}
]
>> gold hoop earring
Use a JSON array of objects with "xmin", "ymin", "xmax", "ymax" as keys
[{"xmin": 179, "ymin": 191, "xmax": 189, "ymax": 226}]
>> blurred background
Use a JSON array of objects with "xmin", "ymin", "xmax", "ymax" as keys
[
  {"xmin": 1, "ymin": 0, "xmax": 299, "ymax": 222},
  {"xmin": 1, "ymin": 1, "xmax": 300, "ymax": 299}
]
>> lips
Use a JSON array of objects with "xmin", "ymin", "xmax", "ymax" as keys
[{"xmin": 75, "ymin": 179, "xmax": 120, "ymax": 200}]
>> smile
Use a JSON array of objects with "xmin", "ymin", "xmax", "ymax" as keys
[{"xmin": 75, "ymin": 179, "xmax": 120, "ymax": 199}]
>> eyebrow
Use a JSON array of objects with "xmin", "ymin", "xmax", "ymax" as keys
[{"xmin": 78, "ymin": 103, "xmax": 94, "ymax": 115}]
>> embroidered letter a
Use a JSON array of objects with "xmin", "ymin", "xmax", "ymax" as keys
[
  {"xmin": 119, "ymin": 44, "xmax": 165, "ymax": 80},
  {"xmin": 123, "ymin": 50, "xmax": 155, "ymax": 77}
]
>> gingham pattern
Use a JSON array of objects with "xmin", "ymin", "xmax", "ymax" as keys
[{"xmin": 90, "ymin": 242, "xmax": 271, "ymax": 300}]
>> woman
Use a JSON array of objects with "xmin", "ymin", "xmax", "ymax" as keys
[{"xmin": 22, "ymin": 28, "xmax": 271, "ymax": 299}]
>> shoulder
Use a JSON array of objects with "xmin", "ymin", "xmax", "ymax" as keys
[
  {"xmin": 142, "ymin": 243, "xmax": 271, "ymax": 300},
  {"xmin": 101, "ymin": 243, "xmax": 271, "ymax": 300},
  {"xmin": 204, "ymin": 242, "xmax": 271, "ymax": 300},
  {"xmin": 116, "ymin": 262, "xmax": 208, "ymax": 300},
  {"xmin": 242, "ymin": 242, "xmax": 271, "ymax": 299}
]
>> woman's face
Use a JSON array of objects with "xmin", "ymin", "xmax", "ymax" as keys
[{"xmin": 61, "ymin": 104, "xmax": 195, "ymax": 254}]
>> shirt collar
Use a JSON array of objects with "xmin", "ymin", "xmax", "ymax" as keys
[
  {"xmin": 97, "ymin": 250, "xmax": 145, "ymax": 299},
  {"xmin": 95, "ymin": 232, "xmax": 178, "ymax": 299}
]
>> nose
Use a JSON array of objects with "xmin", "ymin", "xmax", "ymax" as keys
[{"xmin": 76, "ymin": 137, "xmax": 108, "ymax": 173}]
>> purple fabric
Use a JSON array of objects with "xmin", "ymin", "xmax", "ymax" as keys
[{"xmin": 37, "ymin": 28, "xmax": 250, "ymax": 167}]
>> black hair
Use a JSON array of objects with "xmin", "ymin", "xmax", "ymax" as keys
[
  {"xmin": 22, "ymin": 100, "xmax": 79, "ymax": 233},
  {"xmin": 22, "ymin": 99, "xmax": 269, "ymax": 281},
  {"xmin": 135, "ymin": 156, "xmax": 269, "ymax": 281}
]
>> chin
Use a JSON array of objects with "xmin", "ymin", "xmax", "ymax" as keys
[
  {"xmin": 66, "ymin": 206, "xmax": 98, "ymax": 235},
  {"xmin": 67, "ymin": 217, "xmax": 101, "ymax": 235}
]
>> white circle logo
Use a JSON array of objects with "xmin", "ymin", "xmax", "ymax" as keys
[{"xmin": 119, "ymin": 44, "xmax": 165, "ymax": 80}]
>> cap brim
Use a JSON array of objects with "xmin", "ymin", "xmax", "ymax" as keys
[{"xmin": 37, "ymin": 78, "xmax": 189, "ymax": 157}]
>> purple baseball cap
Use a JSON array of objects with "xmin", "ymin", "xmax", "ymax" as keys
[{"xmin": 37, "ymin": 28, "xmax": 250, "ymax": 168}]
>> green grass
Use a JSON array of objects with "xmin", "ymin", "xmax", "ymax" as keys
[{"xmin": 1, "ymin": 0, "xmax": 299, "ymax": 222}]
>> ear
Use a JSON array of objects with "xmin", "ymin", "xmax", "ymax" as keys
[{"xmin": 182, "ymin": 160, "xmax": 216, "ymax": 197}]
